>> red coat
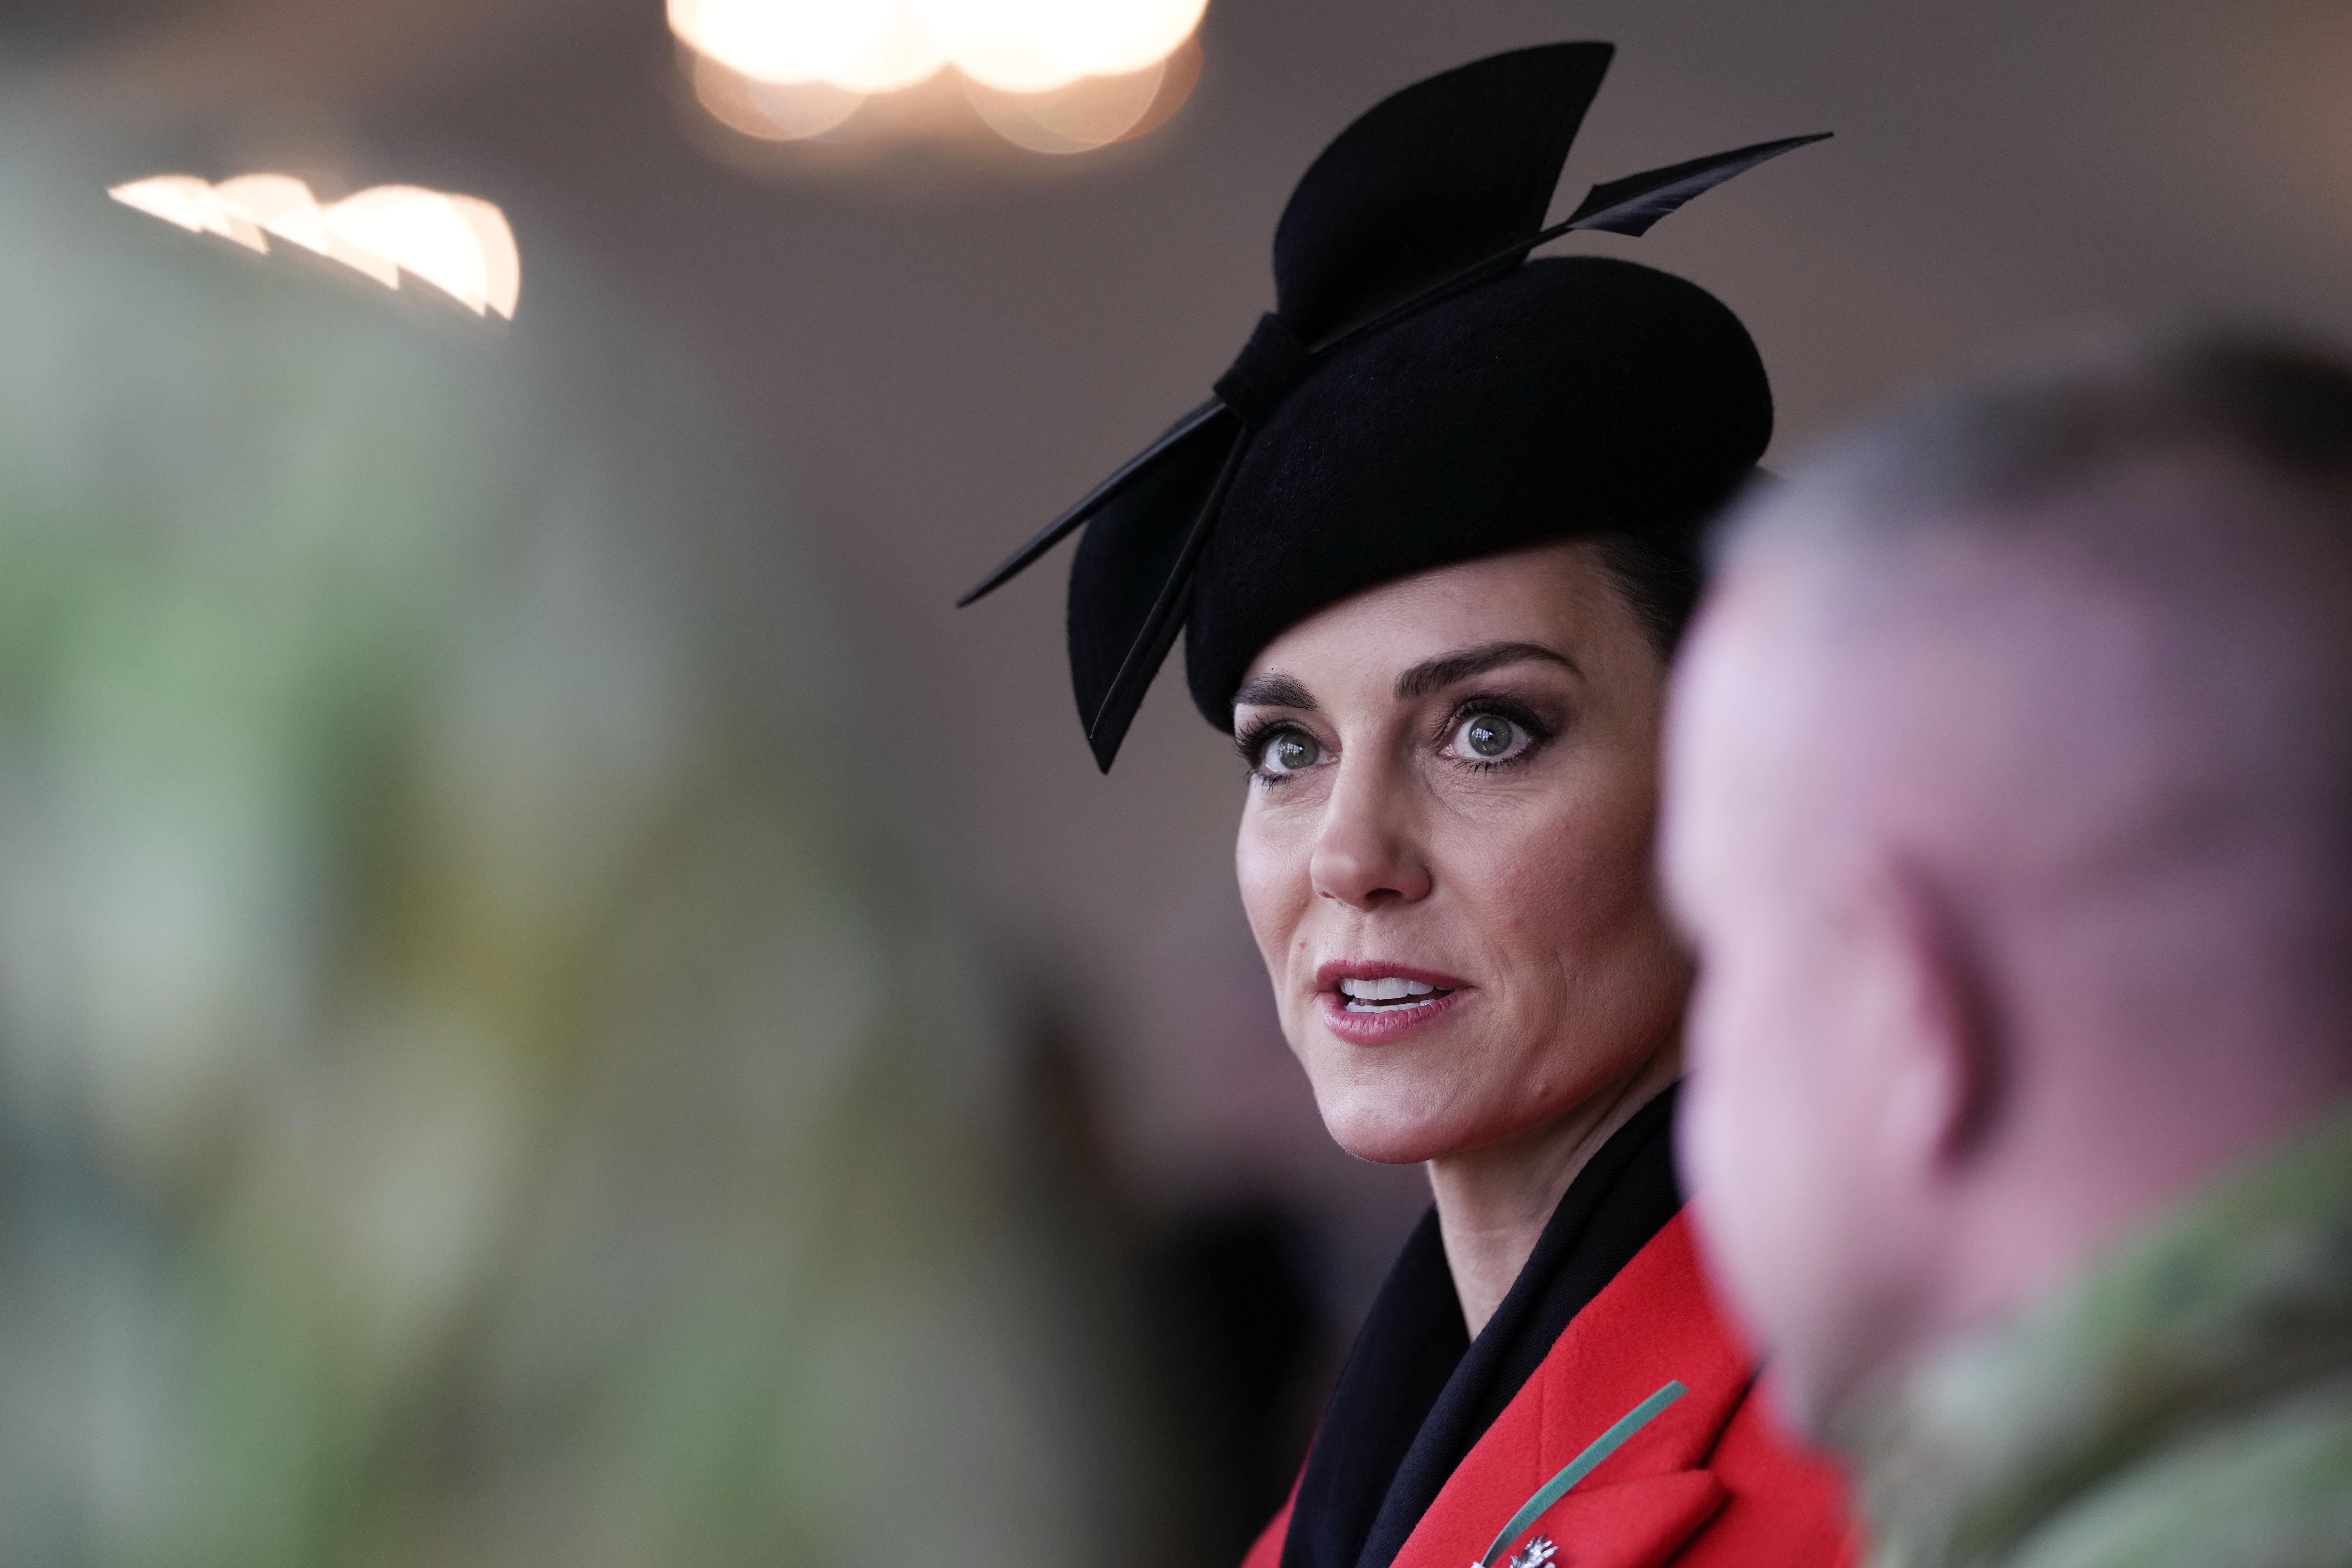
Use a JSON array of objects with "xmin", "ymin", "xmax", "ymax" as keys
[{"xmin": 1242, "ymin": 1213, "xmax": 1857, "ymax": 1568}]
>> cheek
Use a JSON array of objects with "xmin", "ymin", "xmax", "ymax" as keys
[
  {"xmin": 1456, "ymin": 787, "xmax": 1672, "ymax": 988},
  {"xmin": 1687, "ymin": 1002, "xmax": 1809, "ymax": 1226},
  {"xmin": 1682, "ymin": 953, "xmax": 1883, "ymax": 1417},
  {"xmin": 1681, "ymin": 965, "xmax": 1765, "ymax": 1196},
  {"xmin": 1683, "ymin": 972, "xmax": 1818, "ymax": 1349},
  {"xmin": 1235, "ymin": 803, "xmax": 1312, "ymax": 979}
]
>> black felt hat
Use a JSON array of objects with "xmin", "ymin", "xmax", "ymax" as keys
[{"xmin": 959, "ymin": 42, "xmax": 1826, "ymax": 770}]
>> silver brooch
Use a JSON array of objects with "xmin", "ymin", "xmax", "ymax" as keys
[{"xmin": 1506, "ymin": 1539, "xmax": 1557, "ymax": 1568}]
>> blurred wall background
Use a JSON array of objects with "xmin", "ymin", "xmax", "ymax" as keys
[{"xmin": 5, "ymin": 2, "xmax": 2352, "ymax": 1564}]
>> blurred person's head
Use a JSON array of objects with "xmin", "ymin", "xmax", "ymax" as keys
[{"xmin": 1662, "ymin": 328, "xmax": 2352, "ymax": 1435}]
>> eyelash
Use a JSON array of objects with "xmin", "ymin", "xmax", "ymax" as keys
[
  {"xmin": 1439, "ymin": 693, "xmax": 1558, "ymax": 773},
  {"xmin": 1234, "ymin": 694, "xmax": 1561, "ymax": 785},
  {"xmin": 1235, "ymin": 717, "xmax": 1315, "ymax": 786}
]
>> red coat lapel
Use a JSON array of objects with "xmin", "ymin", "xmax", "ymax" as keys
[
  {"xmin": 1390, "ymin": 1212, "xmax": 1853, "ymax": 1568},
  {"xmin": 1242, "ymin": 1212, "xmax": 1856, "ymax": 1568}
]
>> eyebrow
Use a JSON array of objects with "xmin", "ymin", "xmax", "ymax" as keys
[
  {"xmin": 1231, "ymin": 673, "xmax": 1317, "ymax": 711},
  {"xmin": 1395, "ymin": 641, "xmax": 1578, "ymax": 700}
]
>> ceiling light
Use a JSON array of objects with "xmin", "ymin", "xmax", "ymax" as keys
[
  {"xmin": 108, "ymin": 175, "xmax": 521, "ymax": 321},
  {"xmin": 670, "ymin": 0, "xmax": 1207, "ymax": 148}
]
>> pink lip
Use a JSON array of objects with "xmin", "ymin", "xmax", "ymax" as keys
[
  {"xmin": 1314, "ymin": 960, "xmax": 1473, "ymax": 992},
  {"xmin": 1312, "ymin": 960, "xmax": 1475, "ymax": 1045}
]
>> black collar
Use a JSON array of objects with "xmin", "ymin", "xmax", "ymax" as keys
[{"xmin": 1281, "ymin": 1085, "xmax": 1685, "ymax": 1568}]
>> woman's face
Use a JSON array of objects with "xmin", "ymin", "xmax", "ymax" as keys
[{"xmin": 1233, "ymin": 539, "xmax": 1689, "ymax": 1165}]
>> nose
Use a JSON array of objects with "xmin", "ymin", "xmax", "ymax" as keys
[{"xmin": 1308, "ymin": 755, "xmax": 1433, "ymax": 909}]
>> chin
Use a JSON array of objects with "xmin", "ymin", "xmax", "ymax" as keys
[
  {"xmin": 1728, "ymin": 1295, "xmax": 1856, "ymax": 1445},
  {"xmin": 1754, "ymin": 1358, "xmax": 1835, "ymax": 1447},
  {"xmin": 1308, "ymin": 1077, "xmax": 1525, "ymax": 1166},
  {"xmin": 1320, "ymin": 1112, "xmax": 1449, "ymax": 1165},
  {"xmin": 1286, "ymin": 1001, "xmax": 1615, "ymax": 1165},
  {"xmin": 1686, "ymin": 1192, "xmax": 1878, "ymax": 1443}
]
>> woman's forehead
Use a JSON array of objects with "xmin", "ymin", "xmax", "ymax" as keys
[{"xmin": 1239, "ymin": 542, "xmax": 1625, "ymax": 694}]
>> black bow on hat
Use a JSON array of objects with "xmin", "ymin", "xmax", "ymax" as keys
[{"xmin": 959, "ymin": 42, "xmax": 1827, "ymax": 770}]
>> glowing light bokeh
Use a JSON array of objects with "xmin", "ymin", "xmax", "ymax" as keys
[
  {"xmin": 212, "ymin": 173, "xmax": 332, "ymax": 253},
  {"xmin": 921, "ymin": 0, "xmax": 1203, "ymax": 90},
  {"xmin": 108, "ymin": 175, "xmax": 521, "ymax": 319},
  {"xmin": 107, "ymin": 174, "xmax": 269, "ymax": 252},
  {"xmin": 327, "ymin": 187, "xmax": 521, "ymax": 319},
  {"xmin": 670, "ymin": 0, "xmax": 942, "ymax": 93},
  {"xmin": 689, "ymin": 49, "xmax": 870, "ymax": 140},
  {"xmin": 670, "ymin": 0, "xmax": 1207, "ymax": 128},
  {"xmin": 962, "ymin": 56, "xmax": 1165, "ymax": 154}
]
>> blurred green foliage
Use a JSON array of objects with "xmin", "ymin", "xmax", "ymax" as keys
[{"xmin": 0, "ymin": 105, "xmax": 1143, "ymax": 1568}]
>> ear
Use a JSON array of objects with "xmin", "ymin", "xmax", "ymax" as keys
[{"xmin": 1832, "ymin": 856, "xmax": 2006, "ymax": 1183}]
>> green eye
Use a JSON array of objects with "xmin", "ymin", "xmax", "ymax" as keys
[
  {"xmin": 1454, "ymin": 712, "xmax": 1527, "ymax": 761},
  {"xmin": 1263, "ymin": 731, "xmax": 1322, "ymax": 773}
]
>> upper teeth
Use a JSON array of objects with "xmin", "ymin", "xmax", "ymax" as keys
[{"xmin": 1340, "ymin": 976, "xmax": 1438, "ymax": 1000}]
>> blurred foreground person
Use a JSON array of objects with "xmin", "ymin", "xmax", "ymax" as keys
[
  {"xmin": 0, "ymin": 107, "xmax": 1144, "ymax": 1568},
  {"xmin": 965, "ymin": 44, "xmax": 1850, "ymax": 1568},
  {"xmin": 1665, "ymin": 331, "xmax": 2352, "ymax": 1568}
]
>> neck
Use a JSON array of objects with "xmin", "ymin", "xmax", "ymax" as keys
[
  {"xmin": 1929, "ymin": 1032, "xmax": 2352, "ymax": 1355},
  {"xmin": 1426, "ymin": 1041, "xmax": 1684, "ymax": 1338}
]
